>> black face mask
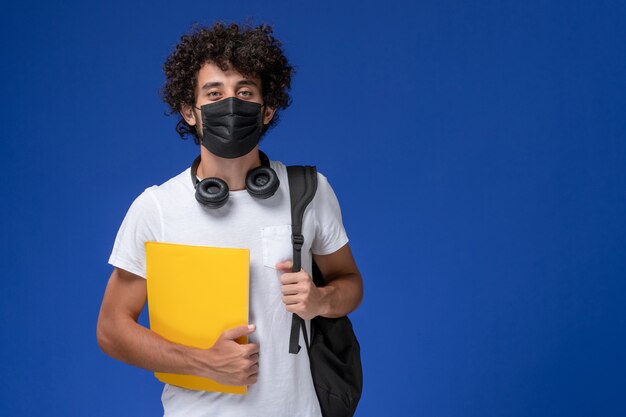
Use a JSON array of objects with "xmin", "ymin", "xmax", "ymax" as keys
[{"xmin": 196, "ymin": 97, "xmax": 265, "ymax": 159}]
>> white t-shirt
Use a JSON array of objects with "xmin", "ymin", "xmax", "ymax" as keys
[{"xmin": 108, "ymin": 157, "xmax": 349, "ymax": 417}]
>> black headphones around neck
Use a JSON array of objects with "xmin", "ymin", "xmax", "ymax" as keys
[{"xmin": 190, "ymin": 150, "xmax": 280, "ymax": 208}]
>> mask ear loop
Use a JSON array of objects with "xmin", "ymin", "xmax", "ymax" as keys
[{"xmin": 260, "ymin": 102, "xmax": 269, "ymax": 124}]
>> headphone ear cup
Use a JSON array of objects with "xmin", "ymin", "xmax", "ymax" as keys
[
  {"xmin": 195, "ymin": 177, "xmax": 229, "ymax": 208},
  {"xmin": 246, "ymin": 166, "xmax": 280, "ymax": 199}
]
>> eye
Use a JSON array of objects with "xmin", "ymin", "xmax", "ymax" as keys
[
  {"xmin": 238, "ymin": 90, "xmax": 253, "ymax": 97},
  {"xmin": 208, "ymin": 91, "xmax": 221, "ymax": 98}
]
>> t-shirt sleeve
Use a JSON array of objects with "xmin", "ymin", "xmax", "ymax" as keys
[
  {"xmin": 108, "ymin": 187, "xmax": 162, "ymax": 279},
  {"xmin": 311, "ymin": 172, "xmax": 349, "ymax": 255}
]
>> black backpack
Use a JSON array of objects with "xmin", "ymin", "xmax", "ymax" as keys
[{"xmin": 286, "ymin": 165, "xmax": 363, "ymax": 417}]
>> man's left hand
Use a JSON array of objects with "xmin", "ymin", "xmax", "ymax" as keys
[{"xmin": 276, "ymin": 260, "xmax": 326, "ymax": 320}]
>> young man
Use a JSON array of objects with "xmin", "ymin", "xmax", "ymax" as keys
[{"xmin": 97, "ymin": 22, "xmax": 363, "ymax": 417}]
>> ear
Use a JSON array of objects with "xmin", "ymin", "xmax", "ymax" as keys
[
  {"xmin": 262, "ymin": 106, "xmax": 276, "ymax": 125},
  {"xmin": 180, "ymin": 103, "xmax": 197, "ymax": 126}
]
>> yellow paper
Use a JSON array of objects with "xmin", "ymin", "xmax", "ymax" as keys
[{"xmin": 145, "ymin": 241, "xmax": 250, "ymax": 394}]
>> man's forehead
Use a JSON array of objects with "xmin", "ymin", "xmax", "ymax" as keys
[
  {"xmin": 200, "ymin": 79, "xmax": 259, "ymax": 91},
  {"xmin": 197, "ymin": 62, "xmax": 260, "ymax": 87}
]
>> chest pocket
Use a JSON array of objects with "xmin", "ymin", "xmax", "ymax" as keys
[{"xmin": 261, "ymin": 224, "xmax": 294, "ymax": 269}]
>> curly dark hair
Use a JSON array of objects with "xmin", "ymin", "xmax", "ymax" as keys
[{"xmin": 161, "ymin": 22, "xmax": 295, "ymax": 145}]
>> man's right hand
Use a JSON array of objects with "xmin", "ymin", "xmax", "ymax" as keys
[{"xmin": 195, "ymin": 324, "xmax": 260, "ymax": 386}]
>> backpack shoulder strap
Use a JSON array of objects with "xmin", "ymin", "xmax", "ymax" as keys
[{"xmin": 286, "ymin": 165, "xmax": 318, "ymax": 354}]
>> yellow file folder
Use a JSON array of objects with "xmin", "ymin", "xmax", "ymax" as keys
[{"xmin": 145, "ymin": 241, "xmax": 250, "ymax": 394}]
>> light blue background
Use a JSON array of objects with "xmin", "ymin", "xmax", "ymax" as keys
[{"xmin": 1, "ymin": 1, "xmax": 625, "ymax": 416}]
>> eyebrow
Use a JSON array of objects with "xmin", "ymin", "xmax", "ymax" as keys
[{"xmin": 201, "ymin": 80, "xmax": 259, "ymax": 90}]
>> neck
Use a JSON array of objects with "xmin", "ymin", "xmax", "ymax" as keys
[{"xmin": 197, "ymin": 146, "xmax": 261, "ymax": 191}]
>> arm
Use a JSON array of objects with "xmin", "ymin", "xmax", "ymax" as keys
[
  {"xmin": 313, "ymin": 242, "xmax": 363, "ymax": 318},
  {"xmin": 276, "ymin": 242, "xmax": 363, "ymax": 319},
  {"xmin": 96, "ymin": 267, "xmax": 259, "ymax": 386}
]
